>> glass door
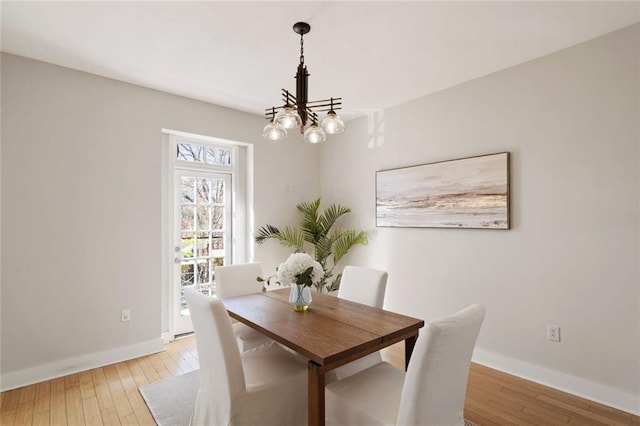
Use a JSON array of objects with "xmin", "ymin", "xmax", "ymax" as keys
[{"xmin": 173, "ymin": 170, "xmax": 231, "ymax": 335}]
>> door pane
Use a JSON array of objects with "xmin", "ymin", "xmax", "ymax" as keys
[
  {"xmin": 181, "ymin": 232, "xmax": 194, "ymax": 258},
  {"xmin": 211, "ymin": 179, "xmax": 225, "ymax": 203},
  {"xmin": 181, "ymin": 206, "xmax": 195, "ymax": 231},
  {"xmin": 196, "ymin": 178, "xmax": 210, "ymax": 204},
  {"xmin": 181, "ymin": 261, "xmax": 195, "ymax": 286},
  {"xmin": 196, "ymin": 206, "xmax": 210, "ymax": 230},
  {"xmin": 181, "ymin": 176, "xmax": 195, "ymax": 203},
  {"xmin": 196, "ymin": 232, "xmax": 210, "ymax": 257},
  {"xmin": 211, "ymin": 206, "xmax": 224, "ymax": 231}
]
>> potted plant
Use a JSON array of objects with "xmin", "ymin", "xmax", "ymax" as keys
[{"xmin": 256, "ymin": 198, "xmax": 367, "ymax": 293}]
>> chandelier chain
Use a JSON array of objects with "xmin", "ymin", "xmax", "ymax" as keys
[{"xmin": 299, "ymin": 33, "xmax": 305, "ymax": 64}]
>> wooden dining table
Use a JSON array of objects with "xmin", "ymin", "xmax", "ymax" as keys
[{"xmin": 221, "ymin": 287, "xmax": 425, "ymax": 426}]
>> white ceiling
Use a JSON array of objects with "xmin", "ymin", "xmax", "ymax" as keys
[{"xmin": 2, "ymin": 1, "xmax": 639, "ymax": 120}]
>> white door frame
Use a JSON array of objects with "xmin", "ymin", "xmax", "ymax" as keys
[{"xmin": 160, "ymin": 129, "xmax": 254, "ymax": 341}]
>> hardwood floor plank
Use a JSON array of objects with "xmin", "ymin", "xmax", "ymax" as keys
[
  {"xmin": 145, "ymin": 353, "xmax": 173, "ymax": 381},
  {"xmin": 120, "ymin": 412, "xmax": 138, "ymax": 425},
  {"xmin": 469, "ymin": 367, "xmax": 540, "ymax": 398},
  {"xmin": 65, "ymin": 374, "xmax": 85, "ymax": 426},
  {"xmin": 34, "ymin": 381, "xmax": 51, "ymax": 413},
  {"xmin": 13, "ymin": 401, "xmax": 35, "ymax": 426},
  {"xmin": 132, "ymin": 356, "xmax": 162, "ymax": 385},
  {"xmin": 49, "ymin": 377, "xmax": 67, "ymax": 426},
  {"xmin": 90, "ymin": 368, "xmax": 115, "ymax": 411},
  {"xmin": 469, "ymin": 382, "xmax": 532, "ymax": 412},
  {"xmin": 18, "ymin": 384, "xmax": 36, "ymax": 405},
  {"xmin": 588, "ymin": 403, "xmax": 635, "ymax": 423},
  {"xmin": 164, "ymin": 338, "xmax": 199, "ymax": 373},
  {"xmin": 32, "ymin": 408, "xmax": 50, "ymax": 426},
  {"xmin": 466, "ymin": 399, "xmax": 524, "ymax": 425},
  {"xmin": 538, "ymin": 395, "xmax": 629, "ymax": 426},
  {"xmin": 114, "ymin": 362, "xmax": 155, "ymax": 425},
  {"xmin": 78, "ymin": 371, "xmax": 96, "ymax": 400},
  {"xmin": 523, "ymin": 398, "xmax": 573, "ymax": 423},
  {"xmin": 124, "ymin": 359, "xmax": 151, "ymax": 389},
  {"xmin": 1, "ymin": 409, "xmax": 18, "ymax": 426},
  {"xmin": 157, "ymin": 351, "xmax": 185, "ymax": 376},
  {"xmin": 487, "ymin": 399, "xmax": 555, "ymax": 425},
  {"xmin": 464, "ymin": 408, "xmax": 497, "ymax": 426},
  {"xmin": 534, "ymin": 385, "xmax": 595, "ymax": 412},
  {"xmin": 102, "ymin": 365, "xmax": 133, "ymax": 421},
  {"xmin": 81, "ymin": 395, "xmax": 103, "ymax": 426},
  {"xmin": 99, "ymin": 406, "xmax": 121, "ymax": 425},
  {"xmin": 0, "ymin": 389, "xmax": 20, "ymax": 413}
]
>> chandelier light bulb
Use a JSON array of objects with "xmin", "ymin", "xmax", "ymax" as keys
[
  {"xmin": 320, "ymin": 111, "xmax": 345, "ymax": 134},
  {"xmin": 276, "ymin": 106, "xmax": 303, "ymax": 129},
  {"xmin": 262, "ymin": 120, "xmax": 287, "ymax": 141},
  {"xmin": 303, "ymin": 124, "xmax": 327, "ymax": 144}
]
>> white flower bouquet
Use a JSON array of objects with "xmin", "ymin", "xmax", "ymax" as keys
[
  {"xmin": 277, "ymin": 253, "xmax": 324, "ymax": 287},
  {"xmin": 258, "ymin": 252, "xmax": 324, "ymax": 290},
  {"xmin": 257, "ymin": 253, "xmax": 323, "ymax": 311}
]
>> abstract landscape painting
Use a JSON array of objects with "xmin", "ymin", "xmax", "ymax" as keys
[{"xmin": 376, "ymin": 152, "xmax": 509, "ymax": 229}]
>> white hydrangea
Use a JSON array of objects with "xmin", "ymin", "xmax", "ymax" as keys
[{"xmin": 276, "ymin": 252, "xmax": 324, "ymax": 287}]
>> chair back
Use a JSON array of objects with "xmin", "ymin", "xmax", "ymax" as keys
[
  {"xmin": 215, "ymin": 262, "xmax": 264, "ymax": 298},
  {"xmin": 338, "ymin": 266, "xmax": 388, "ymax": 308},
  {"xmin": 396, "ymin": 304, "xmax": 485, "ymax": 426},
  {"xmin": 183, "ymin": 286, "xmax": 245, "ymax": 424}
]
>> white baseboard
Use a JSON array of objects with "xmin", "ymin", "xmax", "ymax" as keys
[
  {"xmin": 0, "ymin": 338, "xmax": 164, "ymax": 392},
  {"xmin": 472, "ymin": 348, "xmax": 640, "ymax": 416}
]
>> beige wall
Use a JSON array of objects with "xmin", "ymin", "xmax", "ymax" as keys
[
  {"xmin": 320, "ymin": 24, "xmax": 639, "ymax": 412},
  {"xmin": 0, "ymin": 53, "xmax": 320, "ymax": 386}
]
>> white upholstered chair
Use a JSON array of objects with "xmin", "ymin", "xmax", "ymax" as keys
[
  {"xmin": 326, "ymin": 304, "xmax": 485, "ymax": 426},
  {"xmin": 338, "ymin": 265, "xmax": 388, "ymax": 309},
  {"xmin": 330, "ymin": 266, "xmax": 388, "ymax": 381},
  {"xmin": 215, "ymin": 262, "xmax": 273, "ymax": 352},
  {"xmin": 184, "ymin": 286, "xmax": 308, "ymax": 426}
]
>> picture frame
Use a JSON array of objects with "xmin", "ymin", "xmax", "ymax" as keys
[{"xmin": 376, "ymin": 152, "xmax": 510, "ymax": 229}]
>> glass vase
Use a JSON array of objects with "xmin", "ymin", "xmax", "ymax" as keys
[{"xmin": 289, "ymin": 284, "xmax": 312, "ymax": 311}]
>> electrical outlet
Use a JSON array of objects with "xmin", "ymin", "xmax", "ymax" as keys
[
  {"xmin": 121, "ymin": 309, "xmax": 131, "ymax": 322},
  {"xmin": 548, "ymin": 325, "xmax": 560, "ymax": 342}
]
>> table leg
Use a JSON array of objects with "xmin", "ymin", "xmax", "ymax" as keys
[
  {"xmin": 405, "ymin": 334, "xmax": 418, "ymax": 371},
  {"xmin": 308, "ymin": 361, "xmax": 325, "ymax": 426}
]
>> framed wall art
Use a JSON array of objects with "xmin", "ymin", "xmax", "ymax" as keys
[{"xmin": 376, "ymin": 152, "xmax": 510, "ymax": 229}]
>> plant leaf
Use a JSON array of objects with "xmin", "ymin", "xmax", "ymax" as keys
[
  {"xmin": 333, "ymin": 230, "xmax": 368, "ymax": 265},
  {"xmin": 255, "ymin": 224, "xmax": 281, "ymax": 245},
  {"xmin": 277, "ymin": 226, "xmax": 305, "ymax": 250},
  {"xmin": 297, "ymin": 198, "xmax": 322, "ymax": 244},
  {"xmin": 319, "ymin": 204, "xmax": 351, "ymax": 235},
  {"xmin": 295, "ymin": 266, "xmax": 315, "ymax": 287}
]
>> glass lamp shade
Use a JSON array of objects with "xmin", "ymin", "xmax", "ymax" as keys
[
  {"xmin": 303, "ymin": 124, "xmax": 327, "ymax": 144},
  {"xmin": 320, "ymin": 111, "xmax": 345, "ymax": 134},
  {"xmin": 262, "ymin": 120, "xmax": 287, "ymax": 141},
  {"xmin": 275, "ymin": 106, "xmax": 303, "ymax": 129}
]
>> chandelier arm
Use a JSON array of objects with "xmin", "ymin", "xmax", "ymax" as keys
[{"xmin": 281, "ymin": 89, "xmax": 298, "ymax": 106}]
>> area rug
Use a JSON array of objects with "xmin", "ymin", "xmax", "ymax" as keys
[
  {"xmin": 139, "ymin": 370, "xmax": 199, "ymax": 426},
  {"xmin": 139, "ymin": 370, "xmax": 478, "ymax": 426}
]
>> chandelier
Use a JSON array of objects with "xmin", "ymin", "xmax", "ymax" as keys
[{"xmin": 263, "ymin": 22, "xmax": 345, "ymax": 144}]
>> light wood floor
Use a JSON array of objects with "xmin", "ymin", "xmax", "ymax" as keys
[{"xmin": 1, "ymin": 336, "xmax": 638, "ymax": 425}]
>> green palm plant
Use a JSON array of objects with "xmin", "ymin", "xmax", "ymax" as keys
[{"xmin": 256, "ymin": 198, "xmax": 368, "ymax": 292}]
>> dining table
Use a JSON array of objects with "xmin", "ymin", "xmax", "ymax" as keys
[{"xmin": 221, "ymin": 287, "xmax": 425, "ymax": 426}]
